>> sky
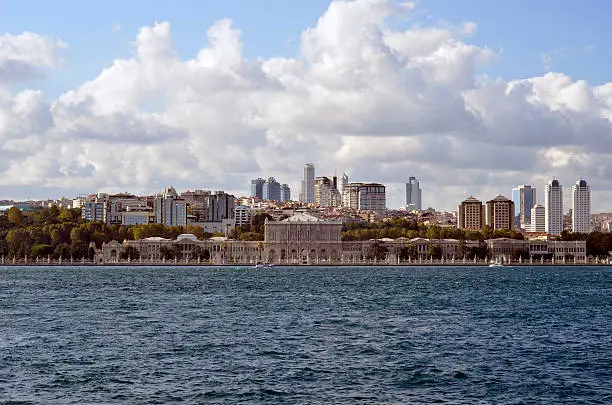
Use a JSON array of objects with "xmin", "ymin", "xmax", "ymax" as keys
[{"xmin": 1, "ymin": 0, "xmax": 612, "ymax": 212}]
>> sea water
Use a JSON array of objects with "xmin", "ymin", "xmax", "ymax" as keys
[{"xmin": 1, "ymin": 265, "xmax": 611, "ymax": 404}]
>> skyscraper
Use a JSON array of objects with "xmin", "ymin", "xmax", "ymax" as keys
[
  {"xmin": 545, "ymin": 179, "xmax": 563, "ymax": 235},
  {"xmin": 263, "ymin": 177, "xmax": 281, "ymax": 201},
  {"xmin": 341, "ymin": 173, "xmax": 349, "ymax": 197},
  {"xmin": 280, "ymin": 184, "xmax": 291, "ymax": 202},
  {"xmin": 572, "ymin": 179, "xmax": 591, "ymax": 233},
  {"xmin": 250, "ymin": 178, "xmax": 265, "ymax": 199},
  {"xmin": 511, "ymin": 185, "xmax": 536, "ymax": 228},
  {"xmin": 300, "ymin": 163, "xmax": 315, "ymax": 204},
  {"xmin": 405, "ymin": 177, "xmax": 422, "ymax": 211}
]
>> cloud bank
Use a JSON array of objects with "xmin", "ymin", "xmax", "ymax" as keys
[{"xmin": 2, "ymin": 0, "xmax": 612, "ymax": 211}]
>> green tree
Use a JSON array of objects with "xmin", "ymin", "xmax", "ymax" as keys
[
  {"xmin": 367, "ymin": 240, "xmax": 389, "ymax": 260},
  {"xmin": 239, "ymin": 231, "xmax": 264, "ymax": 241},
  {"xmin": 31, "ymin": 244, "xmax": 54, "ymax": 259},
  {"xmin": 427, "ymin": 245, "xmax": 443, "ymax": 260},
  {"xmin": 53, "ymin": 243, "xmax": 71, "ymax": 259},
  {"xmin": 58, "ymin": 208, "xmax": 80, "ymax": 223},
  {"xmin": 511, "ymin": 247, "xmax": 529, "ymax": 261},
  {"xmin": 7, "ymin": 207, "xmax": 24, "ymax": 227},
  {"xmin": 6, "ymin": 229, "xmax": 32, "ymax": 258},
  {"xmin": 192, "ymin": 246, "xmax": 210, "ymax": 260},
  {"xmin": 120, "ymin": 246, "xmax": 141, "ymax": 260},
  {"xmin": 70, "ymin": 240, "xmax": 89, "ymax": 259}
]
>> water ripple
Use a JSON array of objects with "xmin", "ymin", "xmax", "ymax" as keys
[{"xmin": 1, "ymin": 265, "xmax": 611, "ymax": 404}]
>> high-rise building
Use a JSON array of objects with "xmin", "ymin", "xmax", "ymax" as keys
[
  {"xmin": 358, "ymin": 183, "xmax": 386, "ymax": 217},
  {"xmin": 545, "ymin": 179, "xmax": 563, "ymax": 235},
  {"xmin": 341, "ymin": 173, "xmax": 349, "ymax": 197},
  {"xmin": 457, "ymin": 196, "xmax": 485, "ymax": 230},
  {"xmin": 280, "ymin": 184, "xmax": 291, "ymax": 202},
  {"xmin": 250, "ymin": 178, "xmax": 265, "ymax": 199},
  {"xmin": 300, "ymin": 163, "xmax": 315, "ymax": 204},
  {"xmin": 405, "ymin": 177, "xmax": 422, "ymax": 211},
  {"xmin": 207, "ymin": 191, "xmax": 236, "ymax": 222},
  {"xmin": 181, "ymin": 189, "xmax": 235, "ymax": 222},
  {"xmin": 154, "ymin": 187, "xmax": 186, "ymax": 226},
  {"xmin": 529, "ymin": 204, "xmax": 546, "ymax": 233},
  {"xmin": 341, "ymin": 182, "xmax": 386, "ymax": 216},
  {"xmin": 263, "ymin": 177, "xmax": 281, "ymax": 201},
  {"xmin": 342, "ymin": 182, "xmax": 361, "ymax": 209},
  {"xmin": 314, "ymin": 176, "xmax": 341, "ymax": 207},
  {"xmin": 485, "ymin": 195, "xmax": 515, "ymax": 230},
  {"xmin": 572, "ymin": 179, "xmax": 591, "ymax": 233},
  {"xmin": 511, "ymin": 185, "xmax": 536, "ymax": 228}
]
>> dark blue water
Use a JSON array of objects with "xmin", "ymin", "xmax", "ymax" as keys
[{"xmin": 1, "ymin": 266, "xmax": 611, "ymax": 404}]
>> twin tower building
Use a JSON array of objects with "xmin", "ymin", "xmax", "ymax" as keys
[{"xmin": 458, "ymin": 179, "xmax": 591, "ymax": 234}]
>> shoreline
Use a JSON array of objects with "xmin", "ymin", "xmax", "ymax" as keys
[{"xmin": 1, "ymin": 262, "xmax": 610, "ymax": 267}]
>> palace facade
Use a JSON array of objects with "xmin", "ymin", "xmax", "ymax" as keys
[{"xmin": 94, "ymin": 213, "xmax": 588, "ymax": 264}]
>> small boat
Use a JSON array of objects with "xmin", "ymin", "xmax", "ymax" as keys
[
  {"xmin": 489, "ymin": 262, "xmax": 504, "ymax": 267},
  {"xmin": 254, "ymin": 262, "xmax": 264, "ymax": 268}
]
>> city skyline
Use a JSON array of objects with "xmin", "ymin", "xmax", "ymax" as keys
[{"xmin": 2, "ymin": 1, "xmax": 612, "ymax": 211}]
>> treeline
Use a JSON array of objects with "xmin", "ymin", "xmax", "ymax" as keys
[
  {"xmin": 2, "ymin": 206, "xmax": 612, "ymax": 259},
  {"xmin": 342, "ymin": 218, "xmax": 525, "ymax": 241},
  {"xmin": 0, "ymin": 206, "xmax": 213, "ymax": 260}
]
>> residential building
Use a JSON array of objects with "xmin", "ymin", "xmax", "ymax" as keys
[
  {"xmin": 545, "ymin": 179, "xmax": 563, "ymax": 235},
  {"xmin": 263, "ymin": 177, "xmax": 281, "ymax": 201},
  {"xmin": 207, "ymin": 191, "xmax": 236, "ymax": 222},
  {"xmin": 358, "ymin": 183, "xmax": 386, "ymax": 217},
  {"xmin": 234, "ymin": 205, "xmax": 252, "ymax": 228},
  {"xmin": 182, "ymin": 190, "xmax": 235, "ymax": 223},
  {"xmin": 342, "ymin": 182, "xmax": 361, "ymax": 209},
  {"xmin": 314, "ymin": 176, "xmax": 340, "ymax": 207},
  {"xmin": 572, "ymin": 179, "xmax": 591, "ymax": 233},
  {"xmin": 299, "ymin": 163, "xmax": 315, "ymax": 204},
  {"xmin": 406, "ymin": 177, "xmax": 422, "ymax": 211},
  {"xmin": 81, "ymin": 193, "xmax": 110, "ymax": 223},
  {"xmin": 121, "ymin": 207, "xmax": 154, "ymax": 225},
  {"xmin": 512, "ymin": 185, "xmax": 536, "ymax": 228},
  {"xmin": 82, "ymin": 201, "xmax": 106, "ymax": 223},
  {"xmin": 529, "ymin": 204, "xmax": 546, "ymax": 233},
  {"xmin": 457, "ymin": 196, "xmax": 485, "ymax": 230},
  {"xmin": 485, "ymin": 195, "xmax": 514, "ymax": 230},
  {"xmin": 340, "ymin": 182, "xmax": 386, "ymax": 217},
  {"xmin": 250, "ymin": 178, "xmax": 266, "ymax": 199},
  {"xmin": 154, "ymin": 187, "xmax": 187, "ymax": 227}
]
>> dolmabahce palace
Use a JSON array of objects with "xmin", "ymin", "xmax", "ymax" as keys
[{"xmin": 93, "ymin": 213, "xmax": 588, "ymax": 265}]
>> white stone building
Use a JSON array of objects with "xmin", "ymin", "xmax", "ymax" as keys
[{"xmin": 572, "ymin": 179, "xmax": 591, "ymax": 233}]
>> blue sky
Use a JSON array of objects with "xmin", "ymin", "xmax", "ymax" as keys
[{"xmin": 1, "ymin": 0, "xmax": 610, "ymax": 98}]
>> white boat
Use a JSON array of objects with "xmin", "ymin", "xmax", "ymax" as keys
[{"xmin": 489, "ymin": 262, "xmax": 504, "ymax": 267}]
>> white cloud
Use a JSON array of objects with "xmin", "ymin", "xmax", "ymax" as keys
[
  {"xmin": 0, "ymin": 31, "xmax": 65, "ymax": 84},
  {"xmin": 1, "ymin": 0, "xmax": 612, "ymax": 212}
]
